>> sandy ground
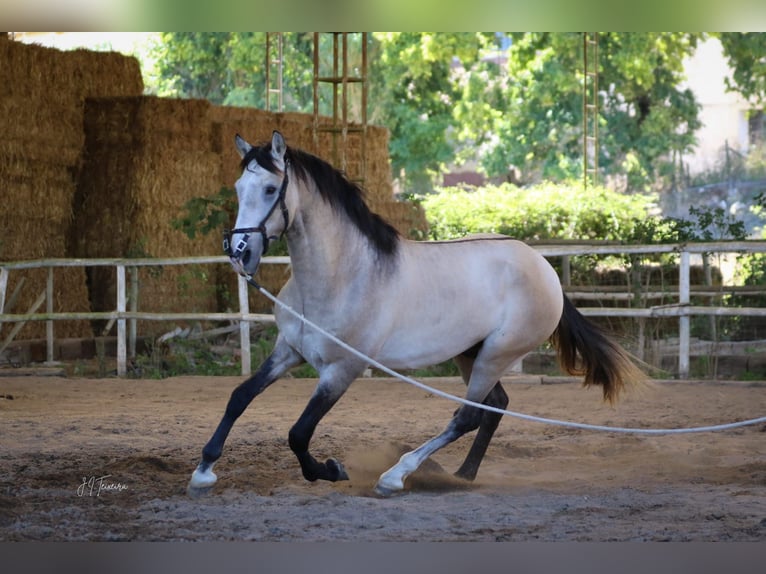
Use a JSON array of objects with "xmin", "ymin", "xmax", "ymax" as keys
[{"xmin": 0, "ymin": 374, "xmax": 764, "ymax": 541}]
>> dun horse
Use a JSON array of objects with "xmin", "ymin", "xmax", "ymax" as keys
[{"xmin": 189, "ymin": 131, "xmax": 642, "ymax": 496}]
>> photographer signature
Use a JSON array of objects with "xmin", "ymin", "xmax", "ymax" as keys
[{"xmin": 77, "ymin": 475, "xmax": 128, "ymax": 497}]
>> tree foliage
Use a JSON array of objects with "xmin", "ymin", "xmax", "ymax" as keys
[
  {"xmin": 456, "ymin": 33, "xmax": 704, "ymax": 191},
  {"xmin": 369, "ymin": 33, "xmax": 493, "ymax": 193},
  {"xmin": 147, "ymin": 33, "xmax": 766, "ymax": 194},
  {"xmin": 719, "ymin": 32, "xmax": 766, "ymax": 106},
  {"xmin": 149, "ymin": 32, "xmax": 315, "ymax": 110}
]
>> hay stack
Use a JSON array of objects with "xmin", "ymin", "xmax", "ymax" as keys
[
  {"xmin": 210, "ymin": 107, "xmax": 395, "ymax": 202},
  {"xmin": 209, "ymin": 105, "xmax": 277, "ymax": 184},
  {"xmin": 0, "ymin": 40, "xmax": 143, "ymax": 340},
  {"xmin": 73, "ymin": 96, "xmax": 222, "ymax": 335}
]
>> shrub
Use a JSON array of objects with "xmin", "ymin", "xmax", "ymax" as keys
[{"xmin": 421, "ymin": 182, "xmax": 655, "ymax": 241}]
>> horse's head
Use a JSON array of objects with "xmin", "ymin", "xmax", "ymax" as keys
[{"xmin": 225, "ymin": 131, "xmax": 292, "ymax": 277}]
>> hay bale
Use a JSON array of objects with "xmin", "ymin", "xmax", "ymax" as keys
[
  {"xmin": 207, "ymin": 106, "xmax": 394, "ymax": 201},
  {"xmin": 74, "ymin": 96, "xmax": 222, "ymax": 335},
  {"xmin": 75, "ymin": 96, "xmax": 218, "ymax": 257},
  {"xmin": 0, "ymin": 40, "xmax": 142, "ymax": 103},
  {"xmin": 364, "ymin": 125, "xmax": 395, "ymax": 203},
  {"xmin": 369, "ymin": 199, "xmax": 429, "ymax": 239},
  {"xmin": 67, "ymin": 49, "xmax": 144, "ymax": 98},
  {"xmin": 209, "ymin": 105, "xmax": 277, "ymax": 183},
  {"xmin": 0, "ymin": 40, "xmax": 144, "ymax": 341}
]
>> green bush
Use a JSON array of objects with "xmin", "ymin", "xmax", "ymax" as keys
[{"xmin": 421, "ymin": 182, "xmax": 656, "ymax": 241}]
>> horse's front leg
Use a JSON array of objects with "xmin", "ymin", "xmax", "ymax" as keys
[
  {"xmin": 188, "ymin": 340, "xmax": 304, "ymax": 495},
  {"xmin": 288, "ymin": 366, "xmax": 361, "ymax": 482}
]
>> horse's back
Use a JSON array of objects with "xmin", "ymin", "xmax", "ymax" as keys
[
  {"xmin": 405, "ymin": 234, "xmax": 560, "ymax": 301},
  {"xmin": 371, "ymin": 235, "xmax": 564, "ymax": 366}
]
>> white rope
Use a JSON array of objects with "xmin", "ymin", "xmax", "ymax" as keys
[{"xmin": 250, "ymin": 278, "xmax": 766, "ymax": 436}]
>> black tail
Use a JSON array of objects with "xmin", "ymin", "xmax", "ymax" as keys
[{"xmin": 550, "ymin": 294, "xmax": 643, "ymax": 403}]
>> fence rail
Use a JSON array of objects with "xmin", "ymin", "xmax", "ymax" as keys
[{"xmin": 2, "ymin": 242, "xmax": 766, "ymax": 378}]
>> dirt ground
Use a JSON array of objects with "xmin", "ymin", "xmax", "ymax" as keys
[{"xmin": 0, "ymin": 374, "xmax": 764, "ymax": 541}]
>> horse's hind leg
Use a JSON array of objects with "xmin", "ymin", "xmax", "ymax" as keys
[
  {"xmin": 188, "ymin": 339, "xmax": 304, "ymax": 494},
  {"xmin": 375, "ymin": 401, "xmax": 485, "ymax": 496},
  {"xmin": 455, "ymin": 382, "xmax": 508, "ymax": 481},
  {"xmin": 452, "ymin": 352, "xmax": 508, "ymax": 481},
  {"xmin": 375, "ymin": 341, "xmax": 520, "ymax": 496}
]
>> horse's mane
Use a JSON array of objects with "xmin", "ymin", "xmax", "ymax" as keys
[{"xmin": 241, "ymin": 142, "xmax": 400, "ymax": 257}]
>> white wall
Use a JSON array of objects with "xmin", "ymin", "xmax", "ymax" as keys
[{"xmin": 681, "ymin": 37, "xmax": 753, "ymax": 176}]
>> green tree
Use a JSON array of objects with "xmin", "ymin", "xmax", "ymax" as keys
[
  {"xmin": 150, "ymin": 32, "xmax": 235, "ymax": 102},
  {"xmin": 463, "ymin": 32, "xmax": 704, "ymax": 191},
  {"xmin": 147, "ymin": 33, "xmax": 708, "ymax": 193},
  {"xmin": 718, "ymin": 32, "xmax": 766, "ymax": 105},
  {"xmin": 150, "ymin": 32, "xmax": 315, "ymax": 110},
  {"xmin": 369, "ymin": 33, "xmax": 492, "ymax": 193}
]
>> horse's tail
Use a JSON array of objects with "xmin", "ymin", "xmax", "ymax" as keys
[{"xmin": 549, "ymin": 293, "xmax": 644, "ymax": 403}]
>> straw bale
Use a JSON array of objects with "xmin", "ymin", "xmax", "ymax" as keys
[
  {"xmin": 83, "ymin": 96, "xmax": 211, "ymax": 150},
  {"xmin": 66, "ymin": 49, "xmax": 144, "ymax": 99},
  {"xmin": 0, "ymin": 177, "xmax": 75, "ymax": 232},
  {"xmin": 0, "ymin": 215, "xmax": 71, "ymax": 261},
  {"xmin": 209, "ymin": 105, "xmax": 277, "ymax": 182},
  {"xmin": 0, "ymin": 41, "xmax": 144, "ymax": 342},
  {"xmin": 275, "ymin": 111, "xmax": 315, "ymax": 151},
  {"xmin": 74, "ymin": 156, "xmax": 219, "ymax": 256},
  {"xmin": 0, "ymin": 40, "xmax": 68, "ymax": 101},
  {"xmin": 206, "ymin": 108, "xmax": 394, "ymax": 202},
  {"xmin": 0, "ymin": 97, "xmax": 84, "ymax": 163},
  {"xmin": 70, "ymin": 149, "xmax": 138, "ymax": 259},
  {"xmin": 74, "ymin": 97, "xmax": 223, "ymax": 326},
  {"xmin": 0, "ymin": 40, "xmax": 142, "ymax": 103},
  {"xmin": 369, "ymin": 199, "xmax": 429, "ymax": 239}
]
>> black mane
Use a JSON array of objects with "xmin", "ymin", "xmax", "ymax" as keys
[{"xmin": 241, "ymin": 141, "xmax": 400, "ymax": 257}]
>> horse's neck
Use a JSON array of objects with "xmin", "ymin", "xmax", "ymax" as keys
[{"xmin": 286, "ymin": 192, "xmax": 372, "ymax": 295}]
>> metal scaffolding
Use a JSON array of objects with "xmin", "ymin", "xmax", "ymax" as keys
[
  {"xmin": 312, "ymin": 32, "xmax": 368, "ymax": 185},
  {"xmin": 583, "ymin": 32, "xmax": 599, "ymax": 188},
  {"xmin": 265, "ymin": 32, "xmax": 283, "ymax": 112}
]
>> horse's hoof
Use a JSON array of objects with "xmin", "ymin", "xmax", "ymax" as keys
[
  {"xmin": 372, "ymin": 482, "xmax": 401, "ymax": 498},
  {"xmin": 187, "ymin": 484, "xmax": 214, "ymax": 498},
  {"xmin": 327, "ymin": 458, "xmax": 349, "ymax": 481},
  {"xmin": 188, "ymin": 465, "xmax": 217, "ymax": 495}
]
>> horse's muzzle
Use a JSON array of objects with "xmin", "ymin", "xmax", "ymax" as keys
[
  {"xmin": 229, "ymin": 251, "xmax": 260, "ymax": 277},
  {"xmin": 224, "ymin": 228, "xmax": 263, "ymax": 276}
]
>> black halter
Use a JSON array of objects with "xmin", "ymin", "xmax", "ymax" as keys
[{"xmin": 223, "ymin": 161, "xmax": 290, "ymax": 259}]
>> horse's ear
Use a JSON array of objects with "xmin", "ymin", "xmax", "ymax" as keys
[
  {"xmin": 271, "ymin": 131, "xmax": 287, "ymax": 171},
  {"xmin": 235, "ymin": 133, "xmax": 252, "ymax": 159}
]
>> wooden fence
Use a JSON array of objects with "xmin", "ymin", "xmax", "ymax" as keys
[{"xmin": 2, "ymin": 241, "xmax": 766, "ymax": 378}]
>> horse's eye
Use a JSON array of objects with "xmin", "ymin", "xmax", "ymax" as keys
[{"xmin": 265, "ymin": 186, "xmax": 277, "ymax": 196}]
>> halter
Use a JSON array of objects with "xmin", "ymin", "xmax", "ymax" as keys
[{"xmin": 223, "ymin": 160, "xmax": 290, "ymax": 259}]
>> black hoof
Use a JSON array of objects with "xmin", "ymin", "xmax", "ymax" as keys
[
  {"xmin": 453, "ymin": 469, "xmax": 477, "ymax": 482},
  {"xmin": 327, "ymin": 458, "xmax": 349, "ymax": 481}
]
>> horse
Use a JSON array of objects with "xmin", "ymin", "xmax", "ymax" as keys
[{"xmin": 188, "ymin": 130, "xmax": 643, "ymax": 497}]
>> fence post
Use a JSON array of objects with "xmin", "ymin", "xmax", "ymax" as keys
[
  {"xmin": 0, "ymin": 267, "xmax": 8, "ymax": 314},
  {"xmin": 117, "ymin": 264, "xmax": 127, "ymax": 376},
  {"xmin": 238, "ymin": 275, "xmax": 251, "ymax": 375},
  {"xmin": 561, "ymin": 255, "xmax": 571, "ymax": 287},
  {"xmin": 678, "ymin": 249, "xmax": 690, "ymax": 378},
  {"xmin": 129, "ymin": 266, "xmax": 138, "ymax": 359},
  {"xmin": 46, "ymin": 266, "xmax": 54, "ymax": 364}
]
